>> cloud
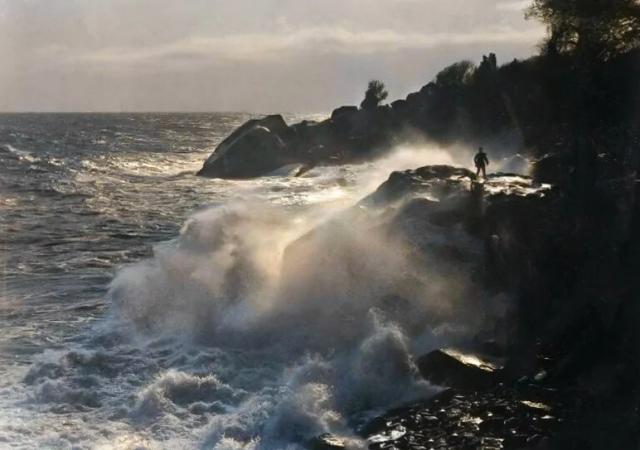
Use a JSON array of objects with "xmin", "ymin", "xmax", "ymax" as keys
[
  {"xmin": 69, "ymin": 26, "xmax": 545, "ymax": 71},
  {"xmin": 0, "ymin": 0, "xmax": 545, "ymax": 111},
  {"xmin": 496, "ymin": 1, "xmax": 531, "ymax": 12}
]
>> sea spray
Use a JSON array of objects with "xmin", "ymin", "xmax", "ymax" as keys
[
  {"xmin": 105, "ymin": 186, "xmax": 476, "ymax": 448},
  {"xmin": 8, "ymin": 129, "xmax": 529, "ymax": 448}
]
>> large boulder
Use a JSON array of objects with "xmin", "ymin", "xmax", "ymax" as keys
[
  {"xmin": 415, "ymin": 349, "xmax": 502, "ymax": 391},
  {"xmin": 330, "ymin": 106, "xmax": 358, "ymax": 121},
  {"xmin": 198, "ymin": 113, "xmax": 361, "ymax": 179},
  {"xmin": 197, "ymin": 115, "xmax": 298, "ymax": 179},
  {"xmin": 331, "ymin": 108, "xmax": 371, "ymax": 139},
  {"xmin": 197, "ymin": 126, "xmax": 290, "ymax": 179},
  {"xmin": 292, "ymin": 119, "xmax": 334, "ymax": 149},
  {"xmin": 329, "ymin": 106, "xmax": 396, "ymax": 155},
  {"xmin": 257, "ymin": 114, "xmax": 296, "ymax": 141}
]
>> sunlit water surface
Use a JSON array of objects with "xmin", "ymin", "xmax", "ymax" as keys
[{"xmin": 0, "ymin": 113, "xmax": 478, "ymax": 450}]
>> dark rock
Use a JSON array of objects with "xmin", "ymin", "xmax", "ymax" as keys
[
  {"xmin": 361, "ymin": 165, "xmax": 475, "ymax": 207},
  {"xmin": 359, "ymin": 416, "xmax": 390, "ymax": 437},
  {"xmin": 391, "ymin": 99, "xmax": 409, "ymax": 113},
  {"xmin": 331, "ymin": 108, "xmax": 376, "ymax": 141},
  {"xmin": 405, "ymin": 92, "xmax": 422, "ymax": 106},
  {"xmin": 301, "ymin": 120, "xmax": 335, "ymax": 148},
  {"xmin": 475, "ymin": 339, "xmax": 507, "ymax": 358},
  {"xmin": 258, "ymin": 114, "xmax": 297, "ymax": 141},
  {"xmin": 363, "ymin": 381, "xmax": 567, "ymax": 450},
  {"xmin": 197, "ymin": 125, "xmax": 288, "ymax": 179},
  {"xmin": 478, "ymin": 417, "xmax": 504, "ymax": 434},
  {"xmin": 484, "ymin": 403, "xmax": 513, "ymax": 416},
  {"xmin": 415, "ymin": 349, "xmax": 501, "ymax": 392},
  {"xmin": 280, "ymin": 165, "xmax": 554, "ymax": 342},
  {"xmin": 503, "ymin": 434, "xmax": 530, "ymax": 448},
  {"xmin": 198, "ymin": 115, "xmax": 300, "ymax": 179},
  {"xmin": 291, "ymin": 120, "xmax": 323, "ymax": 143},
  {"xmin": 504, "ymin": 416, "xmax": 519, "ymax": 429},
  {"xmin": 480, "ymin": 436, "xmax": 504, "ymax": 448},
  {"xmin": 532, "ymin": 153, "xmax": 563, "ymax": 184},
  {"xmin": 391, "ymin": 197, "xmax": 468, "ymax": 231},
  {"xmin": 367, "ymin": 426, "xmax": 407, "ymax": 446},
  {"xmin": 307, "ymin": 434, "xmax": 346, "ymax": 450},
  {"xmin": 331, "ymin": 106, "xmax": 359, "ymax": 121},
  {"xmin": 361, "ymin": 389, "xmax": 454, "ymax": 439}
]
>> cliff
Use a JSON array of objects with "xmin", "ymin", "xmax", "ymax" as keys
[{"xmin": 290, "ymin": 165, "xmax": 640, "ymax": 449}]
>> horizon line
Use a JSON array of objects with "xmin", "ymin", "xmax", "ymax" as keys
[{"xmin": 0, "ymin": 110, "xmax": 330, "ymax": 116}]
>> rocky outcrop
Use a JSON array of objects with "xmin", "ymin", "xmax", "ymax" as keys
[
  {"xmin": 291, "ymin": 164, "xmax": 630, "ymax": 448},
  {"xmin": 197, "ymin": 115, "xmax": 298, "ymax": 179},
  {"xmin": 331, "ymin": 106, "xmax": 359, "ymax": 121},
  {"xmin": 281, "ymin": 165, "xmax": 554, "ymax": 340},
  {"xmin": 200, "ymin": 46, "xmax": 640, "ymax": 181},
  {"xmin": 358, "ymin": 384, "xmax": 565, "ymax": 450},
  {"xmin": 415, "ymin": 349, "xmax": 502, "ymax": 392},
  {"xmin": 197, "ymin": 106, "xmax": 400, "ymax": 179},
  {"xmin": 293, "ymin": 160, "xmax": 640, "ymax": 448}
]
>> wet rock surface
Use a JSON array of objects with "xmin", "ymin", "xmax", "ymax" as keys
[
  {"xmin": 197, "ymin": 106, "xmax": 399, "ymax": 179},
  {"xmin": 197, "ymin": 115, "xmax": 296, "ymax": 179},
  {"xmin": 415, "ymin": 349, "xmax": 502, "ymax": 392},
  {"xmin": 281, "ymin": 166, "xmax": 552, "ymax": 323},
  {"xmin": 359, "ymin": 383, "xmax": 565, "ymax": 450},
  {"xmin": 301, "ymin": 163, "xmax": 640, "ymax": 449},
  {"xmin": 308, "ymin": 433, "xmax": 348, "ymax": 450}
]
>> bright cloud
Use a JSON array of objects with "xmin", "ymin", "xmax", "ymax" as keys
[
  {"xmin": 496, "ymin": 1, "xmax": 531, "ymax": 11},
  {"xmin": 0, "ymin": 0, "xmax": 544, "ymax": 112},
  {"xmin": 69, "ymin": 26, "xmax": 544, "ymax": 69}
]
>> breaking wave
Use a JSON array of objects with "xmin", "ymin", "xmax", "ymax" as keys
[
  {"xmin": 9, "ymin": 131, "xmax": 518, "ymax": 449},
  {"xmin": 102, "ymin": 144, "xmax": 487, "ymax": 448}
]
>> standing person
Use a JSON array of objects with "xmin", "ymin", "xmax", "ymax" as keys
[{"xmin": 474, "ymin": 147, "xmax": 490, "ymax": 179}]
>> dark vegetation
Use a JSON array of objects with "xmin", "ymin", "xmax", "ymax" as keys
[{"xmin": 360, "ymin": 79, "xmax": 389, "ymax": 111}]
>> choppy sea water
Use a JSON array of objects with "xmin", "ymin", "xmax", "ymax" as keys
[{"xmin": 0, "ymin": 113, "xmax": 478, "ymax": 450}]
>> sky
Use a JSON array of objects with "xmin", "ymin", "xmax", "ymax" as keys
[{"xmin": 0, "ymin": 0, "xmax": 544, "ymax": 113}]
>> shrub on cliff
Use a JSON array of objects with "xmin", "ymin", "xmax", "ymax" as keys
[
  {"xmin": 361, "ymin": 79, "xmax": 389, "ymax": 111},
  {"xmin": 434, "ymin": 60, "xmax": 476, "ymax": 87}
]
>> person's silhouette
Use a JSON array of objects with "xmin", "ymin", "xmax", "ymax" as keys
[{"xmin": 474, "ymin": 147, "xmax": 489, "ymax": 179}]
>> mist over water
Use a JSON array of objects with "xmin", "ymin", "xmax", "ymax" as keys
[{"xmin": 0, "ymin": 114, "xmax": 520, "ymax": 449}]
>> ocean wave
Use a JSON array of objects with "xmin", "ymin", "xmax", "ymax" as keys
[
  {"xmin": 103, "ymin": 193, "xmax": 465, "ymax": 448},
  {"xmin": 0, "ymin": 143, "xmax": 36, "ymax": 162},
  {"xmin": 1, "ymin": 114, "xmax": 505, "ymax": 449}
]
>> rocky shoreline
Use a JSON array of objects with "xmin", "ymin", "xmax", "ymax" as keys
[
  {"xmin": 284, "ymin": 163, "xmax": 639, "ymax": 449},
  {"xmin": 193, "ymin": 99, "xmax": 640, "ymax": 445},
  {"xmin": 194, "ymin": 54, "xmax": 531, "ymax": 180},
  {"xmin": 194, "ymin": 12, "xmax": 640, "ymax": 446},
  {"xmin": 193, "ymin": 44, "xmax": 640, "ymax": 450}
]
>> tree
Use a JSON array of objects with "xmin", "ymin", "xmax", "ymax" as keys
[
  {"xmin": 434, "ymin": 60, "xmax": 476, "ymax": 87},
  {"xmin": 525, "ymin": 0, "xmax": 640, "ymax": 60},
  {"xmin": 360, "ymin": 80, "xmax": 388, "ymax": 111}
]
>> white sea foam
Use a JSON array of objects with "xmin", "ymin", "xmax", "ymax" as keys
[{"xmin": 7, "ymin": 136, "xmax": 523, "ymax": 449}]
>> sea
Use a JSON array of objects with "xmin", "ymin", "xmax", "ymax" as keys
[{"xmin": 0, "ymin": 113, "xmax": 472, "ymax": 450}]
